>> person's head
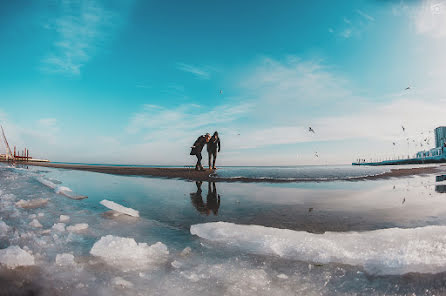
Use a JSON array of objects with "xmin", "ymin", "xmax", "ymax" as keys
[
  {"xmin": 212, "ymin": 131, "xmax": 219, "ymax": 139},
  {"xmin": 205, "ymin": 133, "xmax": 211, "ymax": 142}
]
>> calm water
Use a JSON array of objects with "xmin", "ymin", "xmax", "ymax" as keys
[{"xmin": 1, "ymin": 163, "xmax": 446, "ymax": 295}]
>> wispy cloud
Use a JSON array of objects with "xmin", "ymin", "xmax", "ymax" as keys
[
  {"xmin": 42, "ymin": 0, "xmax": 116, "ymax": 75},
  {"xmin": 415, "ymin": 0, "xmax": 446, "ymax": 38},
  {"xmin": 177, "ymin": 63, "xmax": 211, "ymax": 80},
  {"xmin": 356, "ymin": 9, "xmax": 375, "ymax": 22}
]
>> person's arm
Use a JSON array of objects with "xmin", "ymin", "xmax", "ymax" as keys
[{"xmin": 217, "ymin": 138, "xmax": 221, "ymax": 152}]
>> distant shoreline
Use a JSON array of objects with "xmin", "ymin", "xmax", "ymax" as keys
[{"xmin": 5, "ymin": 161, "xmax": 444, "ymax": 183}]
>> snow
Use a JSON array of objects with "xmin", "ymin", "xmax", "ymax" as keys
[
  {"xmin": 100, "ymin": 200, "xmax": 139, "ymax": 217},
  {"xmin": 0, "ymin": 246, "xmax": 35, "ymax": 269},
  {"xmin": 191, "ymin": 222, "xmax": 446, "ymax": 275},
  {"xmin": 16, "ymin": 198, "xmax": 49, "ymax": 209},
  {"xmin": 0, "ymin": 221, "xmax": 9, "ymax": 235},
  {"xmin": 29, "ymin": 219, "xmax": 43, "ymax": 228},
  {"xmin": 59, "ymin": 215, "xmax": 70, "ymax": 222},
  {"xmin": 55, "ymin": 253, "xmax": 75, "ymax": 266},
  {"xmin": 90, "ymin": 235, "xmax": 168, "ymax": 271},
  {"xmin": 52, "ymin": 223, "xmax": 66, "ymax": 232},
  {"xmin": 112, "ymin": 277, "xmax": 134, "ymax": 288},
  {"xmin": 67, "ymin": 223, "xmax": 88, "ymax": 232}
]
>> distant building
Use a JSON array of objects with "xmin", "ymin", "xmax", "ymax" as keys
[{"xmin": 435, "ymin": 126, "xmax": 446, "ymax": 148}]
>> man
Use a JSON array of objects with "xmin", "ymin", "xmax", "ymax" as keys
[
  {"xmin": 190, "ymin": 133, "xmax": 211, "ymax": 171},
  {"xmin": 207, "ymin": 131, "xmax": 221, "ymax": 169}
]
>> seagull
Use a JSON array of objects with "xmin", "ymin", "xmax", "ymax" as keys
[
  {"xmin": 219, "ymin": 89, "xmax": 223, "ymax": 94},
  {"xmin": 405, "ymin": 86, "xmax": 410, "ymax": 90},
  {"xmin": 402, "ymin": 198, "xmax": 405, "ymax": 204},
  {"xmin": 393, "ymin": 142, "xmax": 396, "ymax": 146},
  {"xmin": 314, "ymin": 152, "xmax": 319, "ymax": 158},
  {"xmin": 402, "ymin": 126, "xmax": 405, "ymax": 132},
  {"xmin": 308, "ymin": 208, "xmax": 313, "ymax": 212},
  {"xmin": 309, "ymin": 127, "xmax": 315, "ymax": 133}
]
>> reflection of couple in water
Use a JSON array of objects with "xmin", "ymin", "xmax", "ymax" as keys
[
  {"xmin": 190, "ymin": 181, "xmax": 221, "ymax": 215},
  {"xmin": 190, "ymin": 131, "xmax": 221, "ymax": 171}
]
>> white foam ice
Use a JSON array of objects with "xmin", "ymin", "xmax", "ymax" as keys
[
  {"xmin": 55, "ymin": 253, "xmax": 75, "ymax": 266},
  {"xmin": 52, "ymin": 223, "xmax": 66, "ymax": 232},
  {"xmin": 29, "ymin": 219, "xmax": 43, "ymax": 228},
  {"xmin": 100, "ymin": 200, "xmax": 139, "ymax": 217},
  {"xmin": 90, "ymin": 235, "xmax": 168, "ymax": 271},
  {"xmin": 67, "ymin": 223, "xmax": 88, "ymax": 232},
  {"xmin": 191, "ymin": 222, "xmax": 446, "ymax": 275},
  {"xmin": 112, "ymin": 277, "xmax": 134, "ymax": 288},
  {"xmin": 16, "ymin": 198, "xmax": 49, "ymax": 209},
  {"xmin": 0, "ymin": 246, "xmax": 35, "ymax": 269},
  {"xmin": 0, "ymin": 221, "xmax": 9, "ymax": 235},
  {"xmin": 37, "ymin": 177, "xmax": 87, "ymax": 200},
  {"xmin": 59, "ymin": 215, "xmax": 70, "ymax": 222}
]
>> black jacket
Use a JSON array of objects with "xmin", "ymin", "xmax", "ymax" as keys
[
  {"xmin": 190, "ymin": 135, "xmax": 207, "ymax": 155},
  {"xmin": 207, "ymin": 136, "xmax": 221, "ymax": 153}
]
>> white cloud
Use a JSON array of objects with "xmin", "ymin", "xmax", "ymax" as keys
[
  {"xmin": 415, "ymin": 0, "xmax": 446, "ymax": 38},
  {"xmin": 177, "ymin": 63, "xmax": 212, "ymax": 80},
  {"xmin": 356, "ymin": 9, "xmax": 375, "ymax": 22},
  {"xmin": 42, "ymin": 0, "xmax": 117, "ymax": 75}
]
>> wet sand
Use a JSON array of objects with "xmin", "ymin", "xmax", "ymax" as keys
[{"xmin": 12, "ymin": 161, "xmax": 446, "ymax": 182}]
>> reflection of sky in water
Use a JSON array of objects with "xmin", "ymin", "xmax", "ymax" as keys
[{"xmin": 3, "ymin": 163, "xmax": 446, "ymax": 295}]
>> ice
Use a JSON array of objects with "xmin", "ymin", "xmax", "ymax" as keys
[
  {"xmin": 29, "ymin": 219, "xmax": 42, "ymax": 228},
  {"xmin": 52, "ymin": 223, "xmax": 66, "ymax": 232},
  {"xmin": 171, "ymin": 260, "xmax": 182, "ymax": 269},
  {"xmin": 277, "ymin": 273, "xmax": 288, "ymax": 279},
  {"xmin": 55, "ymin": 253, "xmax": 75, "ymax": 266},
  {"xmin": 90, "ymin": 235, "xmax": 168, "ymax": 271},
  {"xmin": 180, "ymin": 246, "xmax": 192, "ymax": 257},
  {"xmin": 112, "ymin": 277, "xmax": 134, "ymax": 288},
  {"xmin": 59, "ymin": 215, "xmax": 70, "ymax": 222},
  {"xmin": 38, "ymin": 212, "xmax": 44, "ymax": 217},
  {"xmin": 37, "ymin": 177, "xmax": 87, "ymax": 200},
  {"xmin": 28, "ymin": 214, "xmax": 37, "ymax": 219},
  {"xmin": 0, "ymin": 246, "xmax": 35, "ymax": 269},
  {"xmin": 0, "ymin": 221, "xmax": 9, "ymax": 235},
  {"xmin": 100, "ymin": 200, "xmax": 139, "ymax": 217},
  {"xmin": 67, "ymin": 223, "xmax": 88, "ymax": 232},
  {"xmin": 191, "ymin": 222, "xmax": 446, "ymax": 275},
  {"xmin": 16, "ymin": 198, "xmax": 49, "ymax": 209}
]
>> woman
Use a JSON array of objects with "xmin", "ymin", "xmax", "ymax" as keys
[
  {"xmin": 207, "ymin": 131, "xmax": 221, "ymax": 170},
  {"xmin": 190, "ymin": 133, "xmax": 210, "ymax": 171}
]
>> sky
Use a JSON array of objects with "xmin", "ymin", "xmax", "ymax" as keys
[{"xmin": 1, "ymin": 0, "xmax": 446, "ymax": 165}]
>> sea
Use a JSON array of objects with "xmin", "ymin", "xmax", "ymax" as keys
[{"xmin": 1, "ymin": 163, "xmax": 446, "ymax": 295}]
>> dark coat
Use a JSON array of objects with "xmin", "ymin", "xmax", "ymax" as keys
[
  {"xmin": 207, "ymin": 136, "xmax": 221, "ymax": 153},
  {"xmin": 190, "ymin": 135, "xmax": 207, "ymax": 155}
]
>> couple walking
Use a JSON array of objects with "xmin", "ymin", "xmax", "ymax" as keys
[{"xmin": 190, "ymin": 132, "xmax": 221, "ymax": 171}]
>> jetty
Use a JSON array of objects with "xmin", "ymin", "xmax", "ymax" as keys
[{"xmin": 0, "ymin": 125, "xmax": 49, "ymax": 163}]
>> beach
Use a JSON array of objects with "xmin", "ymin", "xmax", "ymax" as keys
[
  {"xmin": 11, "ymin": 161, "xmax": 446, "ymax": 182},
  {"xmin": 1, "ymin": 163, "xmax": 446, "ymax": 295}
]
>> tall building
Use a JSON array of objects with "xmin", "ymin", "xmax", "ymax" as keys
[{"xmin": 435, "ymin": 126, "xmax": 446, "ymax": 148}]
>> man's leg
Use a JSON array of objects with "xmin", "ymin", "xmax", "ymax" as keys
[
  {"xmin": 212, "ymin": 151, "xmax": 217, "ymax": 169},
  {"xmin": 197, "ymin": 153, "xmax": 204, "ymax": 170},
  {"xmin": 208, "ymin": 152, "xmax": 212, "ymax": 169}
]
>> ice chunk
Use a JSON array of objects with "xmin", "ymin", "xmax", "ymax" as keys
[
  {"xmin": 90, "ymin": 235, "xmax": 168, "ymax": 271},
  {"xmin": 191, "ymin": 222, "xmax": 446, "ymax": 275},
  {"xmin": 277, "ymin": 274, "xmax": 288, "ymax": 279},
  {"xmin": 112, "ymin": 277, "xmax": 134, "ymax": 288},
  {"xmin": 59, "ymin": 215, "xmax": 70, "ymax": 222},
  {"xmin": 38, "ymin": 212, "xmax": 44, "ymax": 217},
  {"xmin": 29, "ymin": 219, "xmax": 42, "ymax": 228},
  {"xmin": 100, "ymin": 200, "xmax": 139, "ymax": 217},
  {"xmin": 67, "ymin": 223, "xmax": 88, "ymax": 232},
  {"xmin": 52, "ymin": 223, "xmax": 66, "ymax": 232},
  {"xmin": 171, "ymin": 260, "xmax": 182, "ymax": 269},
  {"xmin": 0, "ymin": 221, "xmax": 9, "ymax": 235},
  {"xmin": 16, "ymin": 198, "xmax": 48, "ymax": 209},
  {"xmin": 0, "ymin": 246, "xmax": 35, "ymax": 268},
  {"xmin": 55, "ymin": 253, "xmax": 75, "ymax": 266},
  {"xmin": 28, "ymin": 214, "xmax": 37, "ymax": 219},
  {"xmin": 37, "ymin": 178, "xmax": 87, "ymax": 200},
  {"xmin": 180, "ymin": 247, "xmax": 192, "ymax": 257},
  {"xmin": 37, "ymin": 177, "xmax": 57, "ymax": 189}
]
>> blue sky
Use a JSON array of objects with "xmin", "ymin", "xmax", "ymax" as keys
[{"xmin": 1, "ymin": 0, "xmax": 446, "ymax": 165}]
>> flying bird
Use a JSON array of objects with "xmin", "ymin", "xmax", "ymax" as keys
[
  {"xmin": 405, "ymin": 86, "xmax": 410, "ymax": 90},
  {"xmin": 309, "ymin": 127, "xmax": 315, "ymax": 133},
  {"xmin": 402, "ymin": 198, "xmax": 406, "ymax": 204},
  {"xmin": 402, "ymin": 126, "xmax": 406, "ymax": 132},
  {"xmin": 314, "ymin": 152, "xmax": 319, "ymax": 158},
  {"xmin": 219, "ymin": 89, "xmax": 223, "ymax": 94},
  {"xmin": 392, "ymin": 142, "xmax": 396, "ymax": 146}
]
